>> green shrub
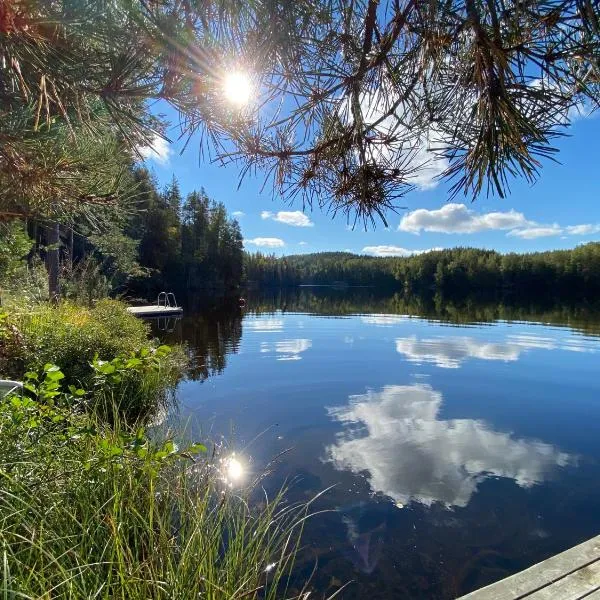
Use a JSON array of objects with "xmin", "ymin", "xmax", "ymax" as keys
[
  {"xmin": 5, "ymin": 299, "xmax": 149, "ymax": 379},
  {"xmin": 90, "ymin": 344, "xmax": 179, "ymax": 423},
  {"xmin": 0, "ymin": 299, "xmax": 186, "ymax": 421},
  {"xmin": 60, "ymin": 254, "xmax": 113, "ymax": 305},
  {"xmin": 0, "ymin": 366, "xmax": 314, "ymax": 599}
]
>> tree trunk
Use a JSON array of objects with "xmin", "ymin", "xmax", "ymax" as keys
[
  {"xmin": 46, "ymin": 222, "xmax": 60, "ymax": 302},
  {"xmin": 69, "ymin": 226, "xmax": 74, "ymax": 271}
]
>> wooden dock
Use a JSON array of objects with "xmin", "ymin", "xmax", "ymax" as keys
[
  {"xmin": 126, "ymin": 305, "xmax": 183, "ymax": 317},
  {"xmin": 127, "ymin": 292, "xmax": 183, "ymax": 318},
  {"xmin": 457, "ymin": 534, "xmax": 600, "ymax": 600}
]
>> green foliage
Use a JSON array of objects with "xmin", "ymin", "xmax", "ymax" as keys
[
  {"xmin": 0, "ymin": 367, "xmax": 312, "ymax": 599},
  {"xmin": 1, "ymin": 110, "xmax": 137, "ymax": 221},
  {"xmin": 0, "ymin": 222, "xmax": 31, "ymax": 285},
  {"xmin": 0, "ymin": 300, "xmax": 185, "ymax": 420},
  {"xmin": 128, "ymin": 169, "xmax": 244, "ymax": 297},
  {"xmin": 2, "ymin": 167, "xmax": 246, "ymax": 303},
  {"xmin": 90, "ymin": 345, "xmax": 177, "ymax": 422},
  {"xmin": 1, "ymin": 299, "xmax": 147, "ymax": 379}
]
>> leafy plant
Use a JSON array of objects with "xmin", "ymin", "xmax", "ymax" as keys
[{"xmin": 90, "ymin": 344, "xmax": 176, "ymax": 422}]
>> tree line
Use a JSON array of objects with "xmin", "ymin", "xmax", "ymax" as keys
[
  {"xmin": 0, "ymin": 167, "xmax": 244, "ymax": 303},
  {"xmin": 244, "ymin": 244, "xmax": 600, "ymax": 300},
  {"xmin": 126, "ymin": 169, "xmax": 244, "ymax": 298}
]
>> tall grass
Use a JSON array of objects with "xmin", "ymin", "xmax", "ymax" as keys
[
  {"xmin": 0, "ymin": 366, "xmax": 319, "ymax": 599},
  {"xmin": 0, "ymin": 448, "xmax": 312, "ymax": 599}
]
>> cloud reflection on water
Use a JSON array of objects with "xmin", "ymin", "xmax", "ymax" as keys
[
  {"xmin": 246, "ymin": 318, "xmax": 284, "ymax": 332},
  {"xmin": 326, "ymin": 385, "xmax": 572, "ymax": 508},
  {"xmin": 260, "ymin": 338, "xmax": 312, "ymax": 360},
  {"xmin": 360, "ymin": 314, "xmax": 408, "ymax": 327},
  {"xmin": 395, "ymin": 333, "xmax": 596, "ymax": 368}
]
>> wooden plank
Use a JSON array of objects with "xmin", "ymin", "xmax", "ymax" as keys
[
  {"xmin": 526, "ymin": 559, "xmax": 600, "ymax": 600},
  {"xmin": 457, "ymin": 535, "xmax": 600, "ymax": 600},
  {"xmin": 126, "ymin": 306, "xmax": 183, "ymax": 317}
]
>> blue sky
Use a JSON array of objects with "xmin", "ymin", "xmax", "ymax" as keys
[{"xmin": 141, "ymin": 103, "xmax": 600, "ymax": 257}]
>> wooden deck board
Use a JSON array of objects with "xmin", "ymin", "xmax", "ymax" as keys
[
  {"xmin": 526, "ymin": 560, "xmax": 600, "ymax": 600},
  {"xmin": 457, "ymin": 535, "xmax": 600, "ymax": 600},
  {"xmin": 126, "ymin": 305, "xmax": 183, "ymax": 317}
]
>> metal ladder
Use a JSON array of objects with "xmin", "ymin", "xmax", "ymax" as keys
[{"xmin": 157, "ymin": 292, "xmax": 178, "ymax": 308}]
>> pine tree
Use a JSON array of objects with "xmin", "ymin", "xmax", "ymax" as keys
[{"xmin": 2, "ymin": 0, "xmax": 599, "ymax": 226}]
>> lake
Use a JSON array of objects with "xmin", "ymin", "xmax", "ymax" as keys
[{"xmin": 160, "ymin": 289, "xmax": 600, "ymax": 599}]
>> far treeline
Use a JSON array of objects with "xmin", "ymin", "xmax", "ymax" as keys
[{"xmin": 244, "ymin": 244, "xmax": 600, "ymax": 299}]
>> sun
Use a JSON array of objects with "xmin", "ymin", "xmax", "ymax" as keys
[{"xmin": 223, "ymin": 72, "xmax": 252, "ymax": 107}]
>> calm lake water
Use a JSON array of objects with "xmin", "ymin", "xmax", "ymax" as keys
[{"xmin": 161, "ymin": 289, "xmax": 600, "ymax": 599}]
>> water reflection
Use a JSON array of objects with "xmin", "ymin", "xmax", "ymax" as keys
[
  {"xmin": 248, "ymin": 288, "xmax": 600, "ymax": 337},
  {"xmin": 154, "ymin": 308, "xmax": 242, "ymax": 381},
  {"xmin": 246, "ymin": 318, "xmax": 284, "ymax": 332},
  {"xmin": 220, "ymin": 454, "xmax": 246, "ymax": 487},
  {"xmin": 396, "ymin": 336, "xmax": 524, "ymax": 368},
  {"xmin": 170, "ymin": 289, "xmax": 600, "ymax": 598},
  {"xmin": 360, "ymin": 314, "xmax": 408, "ymax": 327},
  {"xmin": 260, "ymin": 338, "xmax": 312, "ymax": 361},
  {"xmin": 396, "ymin": 333, "xmax": 596, "ymax": 368},
  {"xmin": 326, "ymin": 385, "xmax": 572, "ymax": 508}
]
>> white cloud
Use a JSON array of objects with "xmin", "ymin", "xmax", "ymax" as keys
[
  {"xmin": 362, "ymin": 245, "xmax": 443, "ymax": 257},
  {"xmin": 232, "ymin": 211, "xmax": 245, "ymax": 218},
  {"xmin": 508, "ymin": 224, "xmax": 562, "ymax": 239},
  {"xmin": 261, "ymin": 210, "xmax": 314, "ymax": 227},
  {"xmin": 398, "ymin": 203, "xmax": 600, "ymax": 240},
  {"xmin": 565, "ymin": 224, "xmax": 600, "ymax": 236},
  {"xmin": 244, "ymin": 237, "xmax": 285, "ymax": 248},
  {"xmin": 298, "ymin": 241, "xmax": 308, "ymax": 246},
  {"xmin": 399, "ymin": 203, "xmax": 529, "ymax": 234},
  {"xmin": 326, "ymin": 384, "xmax": 572, "ymax": 508},
  {"xmin": 138, "ymin": 133, "xmax": 172, "ymax": 165}
]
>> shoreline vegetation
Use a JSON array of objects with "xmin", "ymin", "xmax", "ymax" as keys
[{"xmin": 0, "ymin": 300, "xmax": 320, "ymax": 599}]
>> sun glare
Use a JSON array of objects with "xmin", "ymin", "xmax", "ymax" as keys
[
  {"xmin": 222, "ymin": 454, "xmax": 245, "ymax": 486},
  {"xmin": 227, "ymin": 457, "xmax": 244, "ymax": 480},
  {"xmin": 223, "ymin": 72, "xmax": 252, "ymax": 107}
]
